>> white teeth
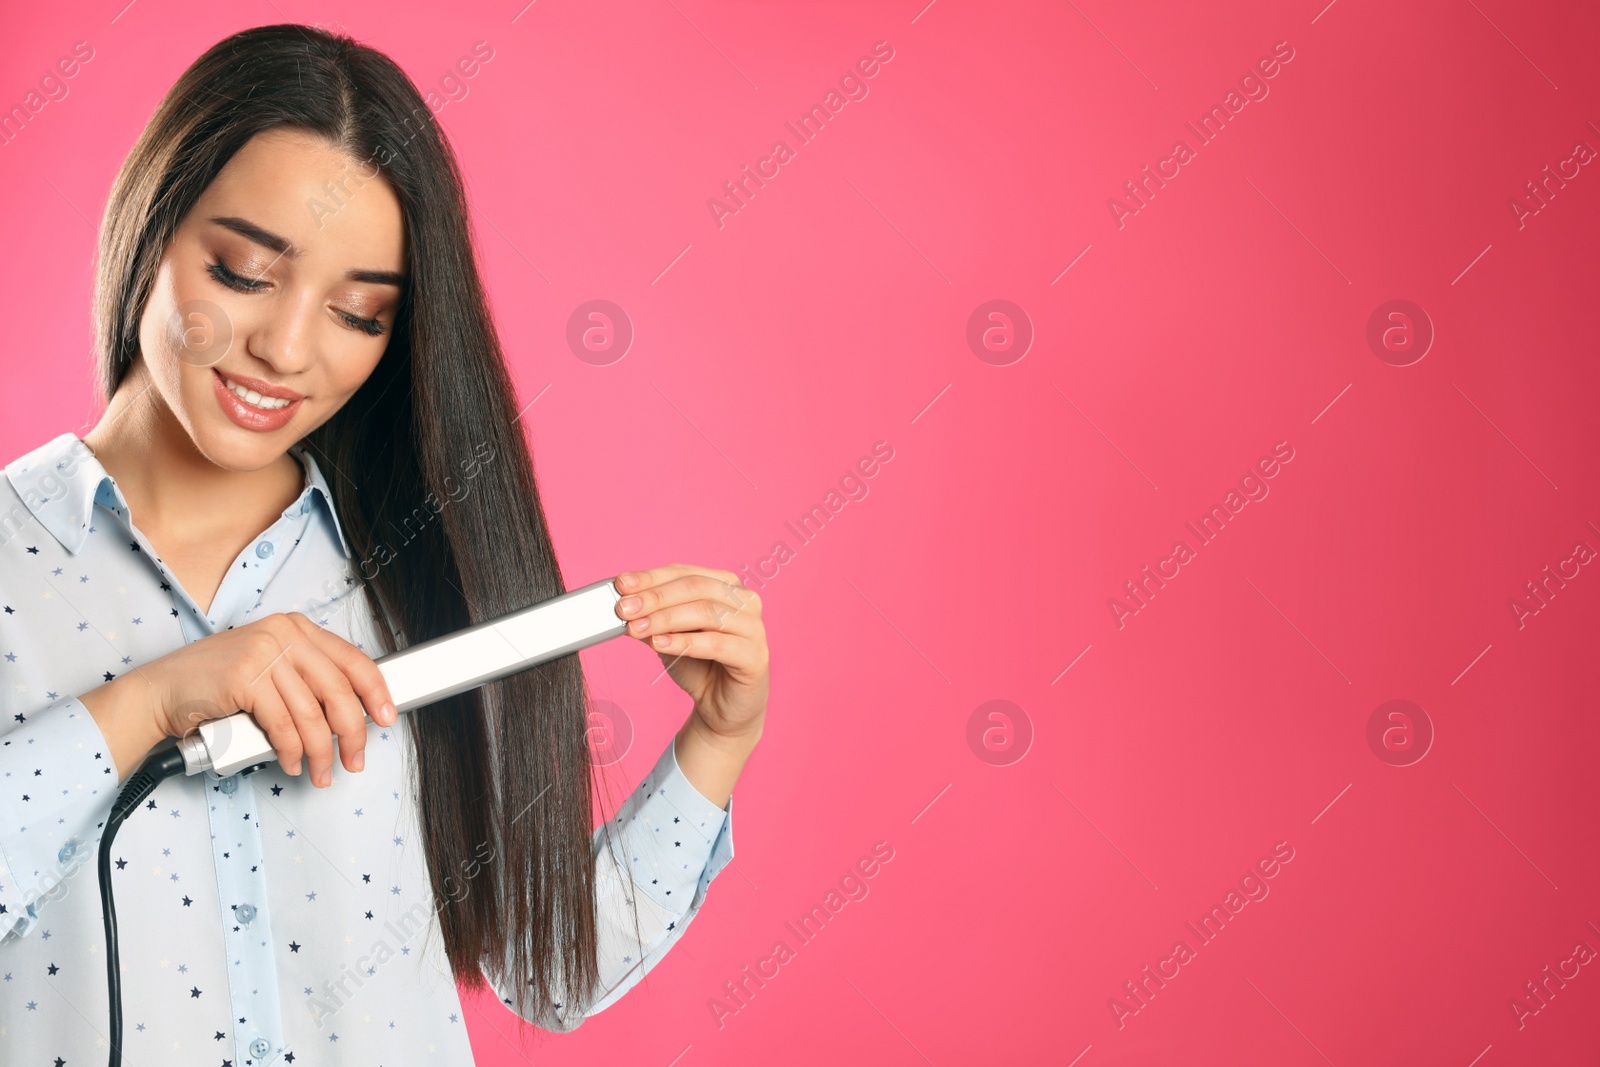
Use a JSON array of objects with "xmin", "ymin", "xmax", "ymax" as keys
[{"xmin": 220, "ymin": 373, "xmax": 294, "ymax": 410}]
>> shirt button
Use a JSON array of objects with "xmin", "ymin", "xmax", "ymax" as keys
[
  {"xmin": 255, "ymin": 540, "xmax": 274, "ymax": 559},
  {"xmin": 219, "ymin": 776, "xmax": 238, "ymax": 794},
  {"xmin": 236, "ymin": 902, "xmax": 256, "ymax": 924},
  {"xmin": 57, "ymin": 839, "xmax": 77, "ymax": 863},
  {"xmin": 249, "ymin": 1037, "xmax": 271, "ymax": 1058}
]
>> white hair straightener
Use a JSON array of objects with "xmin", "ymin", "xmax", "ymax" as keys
[{"xmin": 174, "ymin": 576, "xmax": 629, "ymax": 777}]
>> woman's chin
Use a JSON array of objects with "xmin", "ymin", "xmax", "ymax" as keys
[{"xmin": 187, "ymin": 414, "xmax": 299, "ymax": 471}]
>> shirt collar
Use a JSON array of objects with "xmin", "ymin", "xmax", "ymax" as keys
[
  {"xmin": 4, "ymin": 432, "xmax": 354, "ymax": 559},
  {"xmin": 287, "ymin": 441, "xmax": 355, "ymax": 559}
]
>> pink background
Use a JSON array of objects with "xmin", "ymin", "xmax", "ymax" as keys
[{"xmin": 4, "ymin": 1, "xmax": 1600, "ymax": 1063}]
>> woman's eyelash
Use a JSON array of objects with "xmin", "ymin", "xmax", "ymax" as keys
[
  {"xmin": 344, "ymin": 311, "xmax": 386, "ymax": 337},
  {"xmin": 206, "ymin": 259, "xmax": 266, "ymax": 292},
  {"xmin": 206, "ymin": 260, "xmax": 386, "ymax": 336}
]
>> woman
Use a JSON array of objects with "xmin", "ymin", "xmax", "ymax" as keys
[{"xmin": 0, "ymin": 22, "xmax": 768, "ymax": 1065}]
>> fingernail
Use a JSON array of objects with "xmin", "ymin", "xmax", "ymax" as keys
[
  {"xmin": 290, "ymin": 758, "xmax": 302, "ymax": 775},
  {"xmin": 619, "ymin": 572, "xmax": 637, "ymax": 589},
  {"xmin": 352, "ymin": 751, "xmax": 365, "ymax": 772},
  {"xmin": 379, "ymin": 702, "xmax": 395, "ymax": 724},
  {"xmin": 619, "ymin": 595, "xmax": 641, "ymax": 614},
  {"xmin": 317, "ymin": 769, "xmax": 331, "ymax": 787}
]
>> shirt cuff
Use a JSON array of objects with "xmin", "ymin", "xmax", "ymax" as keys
[
  {"xmin": 0, "ymin": 695, "xmax": 119, "ymax": 939},
  {"xmin": 603, "ymin": 735, "xmax": 735, "ymax": 916}
]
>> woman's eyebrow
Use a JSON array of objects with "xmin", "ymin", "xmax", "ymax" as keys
[{"xmin": 208, "ymin": 215, "xmax": 406, "ymax": 287}]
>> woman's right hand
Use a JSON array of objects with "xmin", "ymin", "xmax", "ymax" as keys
[{"xmin": 140, "ymin": 611, "xmax": 396, "ymax": 787}]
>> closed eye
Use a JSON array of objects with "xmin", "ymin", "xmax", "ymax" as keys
[
  {"xmin": 207, "ymin": 260, "xmax": 387, "ymax": 336},
  {"xmin": 341, "ymin": 310, "xmax": 386, "ymax": 337},
  {"xmin": 206, "ymin": 259, "xmax": 267, "ymax": 293}
]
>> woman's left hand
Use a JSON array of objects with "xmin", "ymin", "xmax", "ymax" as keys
[{"xmin": 614, "ymin": 565, "xmax": 769, "ymax": 740}]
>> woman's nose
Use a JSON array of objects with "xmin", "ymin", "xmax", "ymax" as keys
[{"xmin": 245, "ymin": 290, "xmax": 321, "ymax": 374}]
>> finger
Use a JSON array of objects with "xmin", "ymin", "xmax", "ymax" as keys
[
  {"xmin": 647, "ymin": 628, "xmax": 763, "ymax": 674},
  {"xmin": 617, "ymin": 563, "xmax": 742, "ymax": 598},
  {"xmin": 617, "ymin": 572, "xmax": 757, "ymax": 625},
  {"xmin": 708, "ymin": 583, "xmax": 761, "ymax": 627},
  {"xmin": 234, "ymin": 628, "xmax": 308, "ymax": 774},
  {"xmin": 273, "ymin": 656, "xmax": 336, "ymax": 787},
  {"xmin": 292, "ymin": 613, "xmax": 395, "ymax": 724},
  {"xmin": 293, "ymin": 639, "xmax": 370, "ymax": 774},
  {"xmin": 240, "ymin": 678, "xmax": 304, "ymax": 775},
  {"xmin": 627, "ymin": 598, "xmax": 764, "ymax": 642}
]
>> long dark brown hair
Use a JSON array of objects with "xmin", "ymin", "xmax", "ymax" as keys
[{"xmin": 90, "ymin": 22, "xmax": 635, "ymax": 1030}]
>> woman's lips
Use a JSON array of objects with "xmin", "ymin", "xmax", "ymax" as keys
[
  {"xmin": 212, "ymin": 368, "xmax": 304, "ymax": 432},
  {"xmin": 218, "ymin": 368, "xmax": 303, "ymax": 401}
]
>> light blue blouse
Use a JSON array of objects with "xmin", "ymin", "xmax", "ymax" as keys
[{"xmin": 0, "ymin": 431, "xmax": 734, "ymax": 1066}]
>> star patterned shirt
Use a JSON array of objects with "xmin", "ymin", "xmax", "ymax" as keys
[{"xmin": 0, "ymin": 431, "xmax": 735, "ymax": 1066}]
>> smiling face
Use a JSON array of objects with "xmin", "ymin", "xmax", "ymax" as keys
[{"xmin": 135, "ymin": 126, "xmax": 407, "ymax": 470}]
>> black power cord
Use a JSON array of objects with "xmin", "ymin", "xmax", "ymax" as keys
[
  {"xmin": 96, "ymin": 747, "xmax": 270, "ymax": 1067},
  {"xmin": 98, "ymin": 745, "xmax": 186, "ymax": 1067}
]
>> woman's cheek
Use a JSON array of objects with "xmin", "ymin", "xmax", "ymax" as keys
[{"xmin": 325, "ymin": 349, "xmax": 381, "ymax": 404}]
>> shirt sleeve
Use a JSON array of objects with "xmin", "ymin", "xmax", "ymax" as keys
[
  {"xmin": 485, "ymin": 733, "xmax": 735, "ymax": 1032},
  {"xmin": 0, "ymin": 694, "xmax": 120, "ymax": 943}
]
